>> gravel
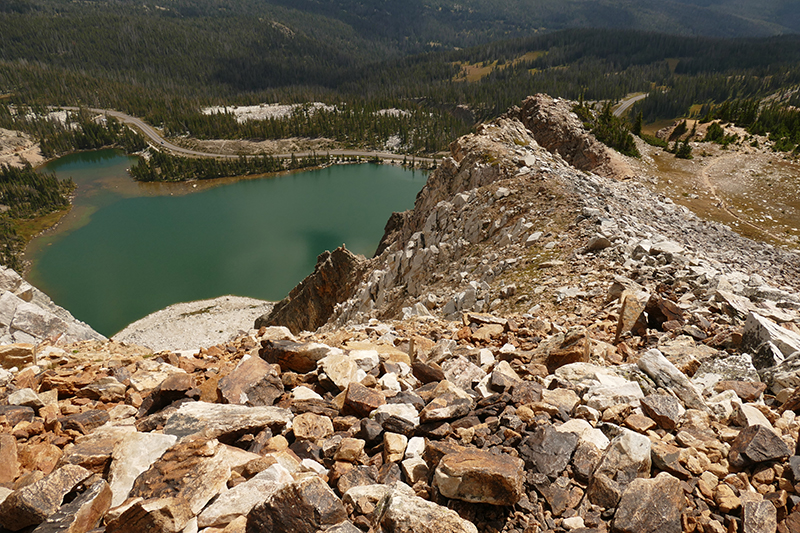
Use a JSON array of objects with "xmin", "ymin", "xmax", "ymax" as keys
[{"xmin": 112, "ymin": 295, "xmax": 274, "ymax": 352}]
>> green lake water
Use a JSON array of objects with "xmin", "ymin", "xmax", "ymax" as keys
[{"xmin": 26, "ymin": 150, "xmax": 425, "ymax": 336}]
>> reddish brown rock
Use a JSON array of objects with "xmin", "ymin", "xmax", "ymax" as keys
[
  {"xmin": 137, "ymin": 373, "xmax": 195, "ymax": 416},
  {"xmin": 0, "ymin": 405, "xmax": 34, "ymax": 426},
  {"xmin": 640, "ymin": 394, "xmax": 684, "ymax": 431},
  {"xmin": 58, "ymin": 410, "xmax": 110, "ymax": 435},
  {"xmin": 130, "ymin": 434, "xmax": 231, "ymax": 515},
  {"xmin": 255, "ymin": 245, "xmax": 366, "ymax": 334},
  {"xmin": 545, "ymin": 328, "xmax": 591, "ymax": 374},
  {"xmin": 217, "ymin": 356, "xmax": 283, "ymax": 407},
  {"xmin": 612, "ymin": 472, "xmax": 683, "ymax": 533},
  {"xmin": 56, "ymin": 434, "xmax": 122, "ymax": 474},
  {"xmin": 31, "ymin": 480, "xmax": 112, "ymax": 533},
  {"xmin": 343, "ymin": 382, "xmax": 386, "ymax": 417},
  {"xmin": 246, "ymin": 476, "xmax": 347, "ymax": 533},
  {"xmin": 18, "ymin": 443, "xmax": 63, "ymax": 475},
  {"xmin": 729, "ymin": 425, "xmax": 791, "ymax": 469},
  {"xmin": 0, "ymin": 343, "xmax": 34, "ymax": 370},
  {"xmin": 0, "ymin": 464, "xmax": 93, "ymax": 530},
  {"xmin": 293, "ymin": 412, "xmax": 334, "ymax": 442},
  {"xmin": 411, "ymin": 362, "xmax": 445, "ymax": 384},
  {"xmin": 0, "ymin": 434, "xmax": 19, "ymax": 485},
  {"xmin": 614, "ymin": 290, "xmax": 649, "ymax": 343},
  {"xmin": 645, "ymin": 295, "xmax": 684, "ymax": 330},
  {"xmin": 742, "ymin": 493, "xmax": 777, "ymax": 533},
  {"xmin": 106, "ymin": 497, "xmax": 193, "ymax": 533},
  {"xmin": 434, "ymin": 448, "xmax": 524, "ymax": 506},
  {"xmin": 714, "ymin": 380, "xmax": 767, "ymax": 402}
]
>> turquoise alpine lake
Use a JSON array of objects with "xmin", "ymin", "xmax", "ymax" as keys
[{"xmin": 26, "ymin": 149, "xmax": 425, "ymax": 336}]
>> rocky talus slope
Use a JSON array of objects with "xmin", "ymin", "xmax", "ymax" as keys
[{"xmin": 1, "ymin": 94, "xmax": 800, "ymax": 533}]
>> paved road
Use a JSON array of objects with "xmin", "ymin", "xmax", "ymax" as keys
[
  {"xmin": 62, "ymin": 107, "xmax": 436, "ymax": 163},
  {"xmin": 613, "ymin": 94, "xmax": 647, "ymax": 117}
]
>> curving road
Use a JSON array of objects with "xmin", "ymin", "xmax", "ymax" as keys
[
  {"xmin": 613, "ymin": 94, "xmax": 647, "ymax": 117},
  {"xmin": 62, "ymin": 106, "xmax": 436, "ymax": 163}
]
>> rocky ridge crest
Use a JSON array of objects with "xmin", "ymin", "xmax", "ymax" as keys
[{"xmin": 1, "ymin": 94, "xmax": 800, "ymax": 533}]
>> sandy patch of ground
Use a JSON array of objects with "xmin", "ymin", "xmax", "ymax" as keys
[
  {"xmin": 113, "ymin": 295, "xmax": 274, "ymax": 352},
  {"xmin": 0, "ymin": 128, "xmax": 45, "ymax": 168},
  {"xmin": 627, "ymin": 133, "xmax": 800, "ymax": 249}
]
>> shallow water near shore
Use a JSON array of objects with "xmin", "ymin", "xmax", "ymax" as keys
[{"xmin": 26, "ymin": 150, "xmax": 425, "ymax": 336}]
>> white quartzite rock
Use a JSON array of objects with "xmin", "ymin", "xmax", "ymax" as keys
[
  {"xmin": 108, "ymin": 432, "xmax": 179, "ymax": 507},
  {"xmin": 197, "ymin": 462, "xmax": 293, "ymax": 527},
  {"xmin": 376, "ymin": 483, "xmax": 479, "ymax": 533}
]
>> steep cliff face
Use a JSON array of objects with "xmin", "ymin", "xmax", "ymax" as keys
[{"xmin": 255, "ymin": 246, "xmax": 367, "ymax": 334}]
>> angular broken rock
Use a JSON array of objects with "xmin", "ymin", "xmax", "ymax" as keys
[
  {"xmin": 8, "ymin": 387, "xmax": 44, "ymax": 409},
  {"xmin": 198, "ymin": 463, "xmax": 293, "ymax": 528},
  {"xmin": 344, "ymin": 382, "xmax": 386, "ymax": 417},
  {"xmin": 728, "ymin": 424, "xmax": 791, "ymax": 469},
  {"xmin": 293, "ymin": 412, "xmax": 334, "ymax": 442},
  {"xmin": 640, "ymin": 394, "xmax": 685, "ymax": 431},
  {"xmin": 163, "ymin": 401, "xmax": 292, "ymax": 439},
  {"xmin": 637, "ymin": 349, "xmax": 707, "ymax": 412},
  {"xmin": 106, "ymin": 497, "xmax": 193, "ymax": 533},
  {"xmin": 58, "ymin": 409, "xmax": 110, "ymax": 435},
  {"xmin": 259, "ymin": 340, "xmax": 334, "ymax": 373},
  {"xmin": 594, "ymin": 429, "xmax": 651, "ymax": 486},
  {"xmin": 518, "ymin": 425, "xmax": 578, "ymax": 479},
  {"xmin": 130, "ymin": 435, "xmax": 232, "ymax": 516},
  {"xmin": 434, "ymin": 448, "xmax": 524, "ymax": 505},
  {"xmin": 741, "ymin": 492, "xmax": 777, "ymax": 533},
  {"xmin": 614, "ymin": 290, "xmax": 649, "ymax": 343},
  {"xmin": 78, "ymin": 376, "xmax": 127, "ymax": 403},
  {"xmin": 376, "ymin": 483, "xmax": 478, "ymax": 533},
  {"xmin": 318, "ymin": 352, "xmax": 366, "ymax": 391},
  {"xmin": 0, "ymin": 464, "xmax": 93, "ymax": 530},
  {"xmin": 0, "ymin": 433, "xmax": 19, "ymax": 484},
  {"xmin": 108, "ymin": 432, "xmax": 178, "ymax": 508},
  {"xmin": 31, "ymin": 480, "xmax": 112, "ymax": 533},
  {"xmin": 217, "ymin": 356, "xmax": 283, "ymax": 407},
  {"xmin": 246, "ymin": 475, "xmax": 347, "ymax": 533},
  {"xmin": 612, "ymin": 472, "xmax": 683, "ymax": 533},
  {"xmin": 0, "ymin": 343, "xmax": 34, "ymax": 370},
  {"xmin": 545, "ymin": 326, "xmax": 591, "ymax": 374},
  {"xmin": 742, "ymin": 312, "xmax": 800, "ymax": 366}
]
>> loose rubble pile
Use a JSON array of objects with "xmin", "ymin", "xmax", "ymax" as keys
[
  {"xmin": 1, "ymin": 94, "xmax": 800, "ymax": 533},
  {"xmin": 2, "ymin": 304, "xmax": 800, "ymax": 533}
]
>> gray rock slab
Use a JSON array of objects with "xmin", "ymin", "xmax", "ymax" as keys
[
  {"xmin": 163, "ymin": 401, "xmax": 292, "ymax": 439},
  {"xmin": 637, "ymin": 349, "xmax": 707, "ymax": 412}
]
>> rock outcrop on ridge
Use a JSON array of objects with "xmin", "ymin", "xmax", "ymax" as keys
[
  {"xmin": 0, "ymin": 266, "xmax": 103, "ymax": 352},
  {"xmin": 1, "ymin": 94, "xmax": 800, "ymax": 533}
]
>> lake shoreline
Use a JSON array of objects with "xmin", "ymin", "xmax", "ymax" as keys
[
  {"xmin": 24, "ymin": 153, "xmax": 425, "ymax": 336},
  {"xmin": 22, "ymin": 148, "xmax": 430, "ymax": 277}
]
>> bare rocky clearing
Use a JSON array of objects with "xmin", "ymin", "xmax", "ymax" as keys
[
  {"xmin": 0, "ymin": 128, "xmax": 44, "ymax": 168},
  {"xmin": 629, "ymin": 128, "xmax": 800, "ymax": 250}
]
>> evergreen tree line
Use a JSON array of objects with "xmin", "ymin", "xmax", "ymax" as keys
[
  {"xmin": 0, "ymin": 107, "xmax": 148, "ymax": 157},
  {"xmin": 0, "ymin": 164, "xmax": 74, "ymax": 270},
  {"xmin": 129, "ymin": 151, "xmax": 332, "ymax": 182}
]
